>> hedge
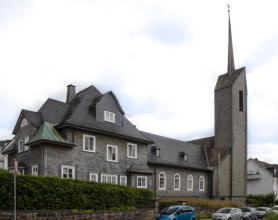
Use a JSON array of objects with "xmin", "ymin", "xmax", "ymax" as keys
[
  {"xmin": 0, "ymin": 169, "xmax": 154, "ymax": 211},
  {"xmin": 247, "ymin": 193, "xmax": 276, "ymax": 207}
]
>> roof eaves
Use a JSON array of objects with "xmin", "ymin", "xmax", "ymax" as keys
[
  {"xmin": 148, "ymin": 160, "xmax": 211, "ymax": 172},
  {"xmin": 57, "ymin": 122, "xmax": 153, "ymax": 144},
  {"xmin": 27, "ymin": 139, "xmax": 75, "ymax": 148}
]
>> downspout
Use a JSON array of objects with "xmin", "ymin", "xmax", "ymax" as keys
[
  {"xmin": 218, "ymin": 153, "xmax": 220, "ymax": 197},
  {"xmin": 42, "ymin": 144, "xmax": 45, "ymax": 176},
  {"xmin": 154, "ymin": 167, "xmax": 157, "ymax": 198}
]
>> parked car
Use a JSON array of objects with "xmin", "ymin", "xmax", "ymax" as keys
[
  {"xmin": 272, "ymin": 206, "xmax": 278, "ymax": 214},
  {"xmin": 241, "ymin": 207, "xmax": 258, "ymax": 220},
  {"xmin": 257, "ymin": 207, "xmax": 271, "ymax": 214},
  {"xmin": 256, "ymin": 207, "xmax": 267, "ymax": 218},
  {"xmin": 156, "ymin": 205, "xmax": 195, "ymax": 220},
  {"xmin": 212, "ymin": 207, "xmax": 242, "ymax": 220}
]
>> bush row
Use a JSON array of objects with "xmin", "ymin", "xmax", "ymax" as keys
[
  {"xmin": 0, "ymin": 169, "xmax": 154, "ymax": 211},
  {"xmin": 247, "ymin": 193, "xmax": 276, "ymax": 207}
]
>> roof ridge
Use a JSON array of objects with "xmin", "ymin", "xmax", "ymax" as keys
[{"xmin": 141, "ymin": 130, "xmax": 192, "ymax": 144}]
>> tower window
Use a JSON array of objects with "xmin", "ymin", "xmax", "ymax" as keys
[{"xmin": 239, "ymin": 90, "xmax": 243, "ymax": 112}]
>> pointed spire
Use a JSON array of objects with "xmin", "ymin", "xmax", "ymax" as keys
[{"xmin": 227, "ymin": 4, "xmax": 235, "ymax": 74}]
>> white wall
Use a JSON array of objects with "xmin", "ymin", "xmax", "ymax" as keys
[{"xmin": 247, "ymin": 159, "xmax": 274, "ymax": 195}]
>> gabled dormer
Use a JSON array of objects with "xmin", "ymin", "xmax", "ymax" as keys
[{"xmin": 94, "ymin": 91, "xmax": 125, "ymax": 126}]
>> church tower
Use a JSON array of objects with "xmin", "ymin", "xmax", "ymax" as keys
[{"xmin": 213, "ymin": 8, "xmax": 247, "ymax": 204}]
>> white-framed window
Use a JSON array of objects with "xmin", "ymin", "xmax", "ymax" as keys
[
  {"xmin": 107, "ymin": 145, "xmax": 118, "ymax": 162},
  {"xmin": 89, "ymin": 173, "xmax": 98, "ymax": 182},
  {"xmin": 174, "ymin": 173, "xmax": 180, "ymax": 190},
  {"xmin": 120, "ymin": 176, "xmax": 127, "ymax": 186},
  {"xmin": 18, "ymin": 140, "xmax": 24, "ymax": 153},
  {"xmin": 184, "ymin": 154, "xmax": 188, "ymax": 161},
  {"xmin": 31, "ymin": 164, "xmax": 38, "ymax": 176},
  {"xmin": 127, "ymin": 143, "xmax": 137, "ymax": 159},
  {"xmin": 24, "ymin": 137, "xmax": 30, "ymax": 151},
  {"xmin": 137, "ymin": 176, "xmax": 147, "ymax": 188},
  {"xmin": 104, "ymin": 110, "xmax": 115, "ymax": 123},
  {"xmin": 187, "ymin": 175, "xmax": 193, "ymax": 191},
  {"xmin": 156, "ymin": 149, "xmax": 160, "ymax": 157},
  {"xmin": 83, "ymin": 134, "xmax": 96, "ymax": 152},
  {"xmin": 61, "ymin": 165, "xmax": 75, "ymax": 179},
  {"xmin": 159, "ymin": 172, "xmax": 166, "ymax": 190},
  {"xmin": 199, "ymin": 176, "xmax": 205, "ymax": 191},
  {"xmin": 101, "ymin": 174, "xmax": 117, "ymax": 184}
]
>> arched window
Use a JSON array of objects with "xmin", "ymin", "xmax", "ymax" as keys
[
  {"xmin": 174, "ymin": 173, "xmax": 180, "ymax": 190},
  {"xmin": 187, "ymin": 175, "xmax": 193, "ymax": 191},
  {"xmin": 20, "ymin": 118, "xmax": 28, "ymax": 128},
  {"xmin": 199, "ymin": 176, "xmax": 205, "ymax": 191},
  {"xmin": 159, "ymin": 172, "xmax": 166, "ymax": 190}
]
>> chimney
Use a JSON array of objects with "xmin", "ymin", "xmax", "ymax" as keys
[{"xmin": 66, "ymin": 84, "xmax": 76, "ymax": 103}]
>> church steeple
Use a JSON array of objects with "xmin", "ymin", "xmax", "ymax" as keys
[{"xmin": 227, "ymin": 5, "xmax": 235, "ymax": 74}]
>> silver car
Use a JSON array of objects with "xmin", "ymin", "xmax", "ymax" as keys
[{"xmin": 212, "ymin": 207, "xmax": 242, "ymax": 220}]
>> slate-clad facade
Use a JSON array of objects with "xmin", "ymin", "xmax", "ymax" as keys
[
  {"xmin": 3, "ymin": 84, "xmax": 212, "ymax": 198},
  {"xmin": 2, "ymin": 14, "xmax": 247, "ymax": 204}
]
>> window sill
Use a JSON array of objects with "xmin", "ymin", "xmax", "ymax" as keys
[
  {"xmin": 159, "ymin": 188, "xmax": 166, "ymax": 191},
  {"xmin": 127, "ymin": 156, "xmax": 137, "ymax": 159},
  {"xmin": 83, "ymin": 149, "xmax": 96, "ymax": 153},
  {"xmin": 137, "ymin": 186, "xmax": 147, "ymax": 189},
  {"xmin": 107, "ymin": 160, "xmax": 118, "ymax": 163}
]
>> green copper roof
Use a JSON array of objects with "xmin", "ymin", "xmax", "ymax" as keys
[
  {"xmin": 27, "ymin": 122, "xmax": 74, "ymax": 147},
  {"xmin": 1, "ymin": 139, "xmax": 16, "ymax": 154}
]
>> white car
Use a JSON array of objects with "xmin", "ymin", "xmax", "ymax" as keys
[
  {"xmin": 272, "ymin": 206, "xmax": 278, "ymax": 214},
  {"xmin": 212, "ymin": 207, "xmax": 242, "ymax": 220}
]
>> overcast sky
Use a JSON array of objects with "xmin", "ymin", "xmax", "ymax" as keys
[{"xmin": 0, "ymin": 0, "xmax": 278, "ymax": 164}]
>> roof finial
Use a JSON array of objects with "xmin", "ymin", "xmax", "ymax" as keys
[{"xmin": 227, "ymin": 4, "xmax": 235, "ymax": 74}]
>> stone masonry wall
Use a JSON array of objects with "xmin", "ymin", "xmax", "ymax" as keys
[{"xmin": 0, "ymin": 209, "xmax": 157, "ymax": 220}]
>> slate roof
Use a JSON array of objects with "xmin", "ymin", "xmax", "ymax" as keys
[
  {"xmin": 215, "ymin": 67, "xmax": 245, "ymax": 90},
  {"xmin": 141, "ymin": 132, "xmax": 210, "ymax": 171},
  {"xmin": 27, "ymin": 122, "xmax": 75, "ymax": 147},
  {"xmin": 1, "ymin": 139, "xmax": 16, "ymax": 155},
  {"xmin": 57, "ymin": 86, "xmax": 151, "ymax": 143},
  {"xmin": 12, "ymin": 110, "xmax": 43, "ymax": 134},
  {"xmin": 13, "ymin": 85, "xmax": 152, "ymax": 146},
  {"xmin": 39, "ymin": 98, "xmax": 69, "ymax": 124}
]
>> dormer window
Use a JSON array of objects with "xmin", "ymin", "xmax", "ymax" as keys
[
  {"xmin": 104, "ymin": 110, "xmax": 115, "ymax": 123},
  {"xmin": 151, "ymin": 146, "xmax": 160, "ymax": 157},
  {"xmin": 180, "ymin": 152, "xmax": 188, "ymax": 161},
  {"xmin": 18, "ymin": 140, "xmax": 24, "ymax": 153}
]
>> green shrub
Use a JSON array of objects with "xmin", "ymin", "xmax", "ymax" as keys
[
  {"xmin": 247, "ymin": 193, "xmax": 276, "ymax": 207},
  {"xmin": 195, "ymin": 212, "xmax": 213, "ymax": 219},
  {"xmin": 0, "ymin": 169, "xmax": 154, "ymax": 210}
]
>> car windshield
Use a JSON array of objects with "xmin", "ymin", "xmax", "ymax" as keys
[
  {"xmin": 161, "ymin": 206, "xmax": 180, "ymax": 215},
  {"xmin": 241, "ymin": 208, "xmax": 251, "ymax": 212},
  {"xmin": 217, "ymin": 208, "xmax": 232, "ymax": 213},
  {"xmin": 273, "ymin": 207, "xmax": 278, "ymax": 211},
  {"xmin": 257, "ymin": 208, "xmax": 264, "ymax": 211}
]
